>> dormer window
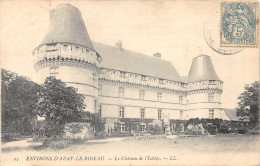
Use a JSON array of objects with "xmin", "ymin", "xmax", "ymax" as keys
[
  {"xmin": 141, "ymin": 75, "xmax": 147, "ymax": 81},
  {"xmin": 209, "ymin": 80, "xmax": 216, "ymax": 85},
  {"xmin": 120, "ymin": 71, "xmax": 126, "ymax": 78},
  {"xmin": 159, "ymin": 79, "xmax": 164, "ymax": 84}
]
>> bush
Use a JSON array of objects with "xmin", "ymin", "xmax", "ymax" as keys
[
  {"xmin": 205, "ymin": 124, "xmax": 217, "ymax": 135},
  {"xmin": 43, "ymin": 138, "xmax": 70, "ymax": 150},
  {"xmin": 95, "ymin": 131, "xmax": 107, "ymax": 139}
]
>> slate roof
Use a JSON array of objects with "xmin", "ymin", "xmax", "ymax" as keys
[
  {"xmin": 223, "ymin": 109, "xmax": 249, "ymax": 122},
  {"xmin": 40, "ymin": 4, "xmax": 95, "ymax": 51},
  {"xmin": 187, "ymin": 55, "xmax": 220, "ymax": 83},
  {"xmin": 93, "ymin": 42, "xmax": 184, "ymax": 82}
]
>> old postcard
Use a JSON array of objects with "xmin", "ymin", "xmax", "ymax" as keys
[{"xmin": 0, "ymin": 0, "xmax": 259, "ymax": 165}]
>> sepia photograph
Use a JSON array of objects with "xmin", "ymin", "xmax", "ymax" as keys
[{"xmin": 0, "ymin": 0, "xmax": 259, "ymax": 165}]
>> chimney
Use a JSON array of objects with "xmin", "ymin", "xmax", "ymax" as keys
[
  {"xmin": 115, "ymin": 41, "xmax": 122, "ymax": 52},
  {"xmin": 153, "ymin": 52, "xmax": 161, "ymax": 58}
]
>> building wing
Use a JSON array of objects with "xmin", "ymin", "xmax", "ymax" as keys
[{"xmin": 93, "ymin": 42, "xmax": 184, "ymax": 82}]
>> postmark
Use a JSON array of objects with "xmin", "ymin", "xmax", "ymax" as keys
[
  {"xmin": 220, "ymin": 2, "xmax": 259, "ymax": 47},
  {"xmin": 204, "ymin": 21, "xmax": 243, "ymax": 55}
]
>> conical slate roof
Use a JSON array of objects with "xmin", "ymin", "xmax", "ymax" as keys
[
  {"xmin": 40, "ymin": 4, "xmax": 95, "ymax": 51},
  {"xmin": 187, "ymin": 55, "xmax": 220, "ymax": 83}
]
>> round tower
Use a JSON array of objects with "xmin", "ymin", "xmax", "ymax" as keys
[
  {"xmin": 32, "ymin": 4, "xmax": 101, "ymax": 113},
  {"xmin": 187, "ymin": 55, "xmax": 224, "ymax": 119}
]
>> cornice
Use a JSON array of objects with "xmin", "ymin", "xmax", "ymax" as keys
[
  {"xmin": 34, "ymin": 58, "xmax": 100, "ymax": 73},
  {"xmin": 99, "ymin": 78, "xmax": 186, "ymax": 95}
]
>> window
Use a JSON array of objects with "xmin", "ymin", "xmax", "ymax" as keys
[
  {"xmin": 98, "ymin": 105, "xmax": 102, "ymax": 117},
  {"xmin": 179, "ymin": 96, "xmax": 183, "ymax": 104},
  {"xmin": 64, "ymin": 45, "xmax": 68, "ymax": 51},
  {"xmin": 172, "ymin": 123, "xmax": 176, "ymax": 132},
  {"xmin": 119, "ymin": 107, "xmax": 124, "ymax": 118},
  {"xmin": 158, "ymin": 109, "xmax": 162, "ymax": 120},
  {"xmin": 50, "ymin": 66, "xmax": 58, "ymax": 76},
  {"xmin": 157, "ymin": 92, "xmax": 162, "ymax": 101},
  {"xmin": 93, "ymin": 73, "xmax": 97, "ymax": 86},
  {"xmin": 86, "ymin": 49, "xmax": 89, "ymax": 55},
  {"xmin": 139, "ymin": 90, "xmax": 145, "ymax": 100},
  {"xmin": 181, "ymin": 83, "xmax": 185, "ymax": 88},
  {"xmin": 141, "ymin": 75, "xmax": 147, "ymax": 81},
  {"xmin": 119, "ymin": 123, "xmax": 125, "ymax": 132},
  {"xmin": 209, "ymin": 80, "xmax": 216, "ymax": 85},
  {"xmin": 209, "ymin": 109, "xmax": 214, "ymax": 119},
  {"xmin": 98, "ymin": 85, "xmax": 102, "ymax": 96},
  {"xmin": 141, "ymin": 108, "xmax": 145, "ymax": 119},
  {"xmin": 140, "ymin": 124, "xmax": 146, "ymax": 132},
  {"xmin": 118, "ymin": 87, "xmax": 125, "ymax": 98},
  {"xmin": 120, "ymin": 71, "xmax": 126, "ymax": 78},
  {"xmin": 94, "ymin": 100, "xmax": 97, "ymax": 112},
  {"xmin": 75, "ymin": 46, "xmax": 79, "ymax": 51},
  {"xmin": 208, "ymin": 93, "xmax": 214, "ymax": 102},
  {"xmin": 180, "ymin": 110, "xmax": 183, "ymax": 120},
  {"xmin": 159, "ymin": 79, "xmax": 164, "ymax": 84}
]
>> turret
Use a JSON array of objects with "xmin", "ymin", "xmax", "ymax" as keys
[
  {"xmin": 32, "ymin": 4, "xmax": 101, "ymax": 113},
  {"xmin": 186, "ymin": 55, "xmax": 224, "ymax": 119}
]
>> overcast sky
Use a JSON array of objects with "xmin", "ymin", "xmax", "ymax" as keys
[{"xmin": 1, "ymin": 0, "xmax": 259, "ymax": 109}]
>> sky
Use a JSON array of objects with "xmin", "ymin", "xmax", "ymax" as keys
[{"xmin": 0, "ymin": 0, "xmax": 259, "ymax": 109}]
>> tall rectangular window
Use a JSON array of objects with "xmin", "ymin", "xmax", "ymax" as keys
[
  {"xmin": 118, "ymin": 87, "xmax": 125, "ymax": 98},
  {"xmin": 179, "ymin": 96, "xmax": 183, "ymax": 104},
  {"xmin": 50, "ymin": 66, "xmax": 58, "ymax": 77},
  {"xmin": 119, "ymin": 122, "xmax": 125, "ymax": 132},
  {"xmin": 93, "ymin": 73, "xmax": 97, "ymax": 86},
  {"xmin": 158, "ymin": 109, "xmax": 162, "ymax": 120},
  {"xmin": 139, "ymin": 90, "xmax": 145, "ymax": 100},
  {"xmin": 63, "ymin": 45, "xmax": 68, "ymax": 51},
  {"xmin": 180, "ymin": 110, "xmax": 183, "ymax": 120},
  {"xmin": 75, "ymin": 46, "xmax": 79, "ymax": 51},
  {"xmin": 119, "ymin": 107, "xmax": 124, "ymax": 118},
  {"xmin": 140, "ymin": 124, "xmax": 146, "ymax": 132},
  {"xmin": 98, "ymin": 85, "xmax": 102, "ymax": 96},
  {"xmin": 208, "ymin": 93, "xmax": 214, "ymax": 102},
  {"xmin": 141, "ymin": 108, "xmax": 145, "ymax": 119},
  {"xmin": 98, "ymin": 105, "xmax": 102, "ymax": 117},
  {"xmin": 209, "ymin": 109, "xmax": 214, "ymax": 119},
  {"xmin": 157, "ymin": 92, "xmax": 162, "ymax": 101}
]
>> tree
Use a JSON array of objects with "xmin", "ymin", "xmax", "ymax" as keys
[
  {"xmin": 1, "ymin": 69, "xmax": 40, "ymax": 137},
  {"xmin": 82, "ymin": 111, "xmax": 105, "ymax": 134},
  {"xmin": 236, "ymin": 81, "xmax": 259, "ymax": 128},
  {"xmin": 34, "ymin": 76, "xmax": 85, "ymax": 138}
]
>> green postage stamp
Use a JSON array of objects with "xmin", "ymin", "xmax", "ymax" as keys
[{"xmin": 221, "ymin": 2, "xmax": 259, "ymax": 47}]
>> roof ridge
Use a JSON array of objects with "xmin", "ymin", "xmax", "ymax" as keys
[{"xmin": 92, "ymin": 41, "xmax": 170, "ymax": 63}]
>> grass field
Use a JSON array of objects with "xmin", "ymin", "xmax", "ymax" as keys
[{"xmin": 2, "ymin": 134, "xmax": 260, "ymax": 166}]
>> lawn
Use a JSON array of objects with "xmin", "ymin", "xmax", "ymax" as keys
[{"xmin": 2, "ymin": 134, "xmax": 260, "ymax": 166}]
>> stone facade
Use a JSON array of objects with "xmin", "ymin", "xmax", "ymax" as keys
[{"xmin": 33, "ymin": 4, "xmax": 229, "ymax": 134}]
